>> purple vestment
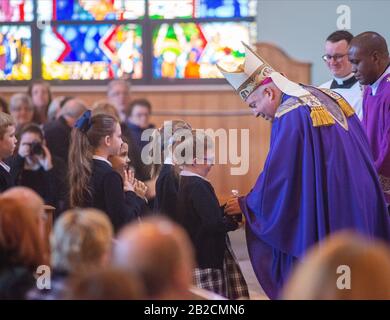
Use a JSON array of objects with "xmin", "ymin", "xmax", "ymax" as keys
[
  {"xmin": 362, "ymin": 72, "xmax": 390, "ymax": 203},
  {"xmin": 239, "ymin": 87, "xmax": 390, "ymax": 299}
]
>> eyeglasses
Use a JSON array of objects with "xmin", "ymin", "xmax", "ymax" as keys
[
  {"xmin": 11, "ymin": 106, "xmax": 33, "ymax": 112},
  {"xmin": 322, "ymin": 54, "xmax": 347, "ymax": 62},
  {"xmin": 249, "ymin": 103, "xmax": 256, "ymax": 109}
]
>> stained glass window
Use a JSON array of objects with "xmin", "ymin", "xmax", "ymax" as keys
[
  {"xmin": 37, "ymin": 0, "xmax": 145, "ymax": 21},
  {"xmin": 42, "ymin": 24, "xmax": 142, "ymax": 80},
  {"xmin": 149, "ymin": 0, "xmax": 256, "ymax": 19},
  {"xmin": 0, "ymin": 0, "xmax": 34, "ymax": 22},
  {"xmin": 0, "ymin": 0, "xmax": 256, "ymax": 83},
  {"xmin": 153, "ymin": 22, "xmax": 250, "ymax": 79},
  {"xmin": 0, "ymin": 25, "xmax": 32, "ymax": 80}
]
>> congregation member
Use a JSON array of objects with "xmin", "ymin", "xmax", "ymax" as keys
[
  {"xmin": 114, "ymin": 216, "xmax": 196, "ymax": 300},
  {"xmin": 126, "ymin": 98, "xmax": 155, "ymax": 183},
  {"xmin": 68, "ymin": 111, "xmax": 146, "ymax": 232},
  {"xmin": 106, "ymin": 79, "xmax": 131, "ymax": 122},
  {"xmin": 282, "ymin": 231, "xmax": 390, "ymax": 300},
  {"xmin": 9, "ymin": 93, "xmax": 34, "ymax": 134},
  {"xmin": 0, "ymin": 112, "xmax": 17, "ymax": 192},
  {"xmin": 320, "ymin": 30, "xmax": 363, "ymax": 119},
  {"xmin": 2, "ymin": 187, "xmax": 48, "ymax": 244},
  {"xmin": 0, "ymin": 96, "xmax": 9, "ymax": 114},
  {"xmin": 127, "ymin": 98, "xmax": 155, "ymax": 153},
  {"xmin": 176, "ymin": 131, "xmax": 249, "ymax": 299},
  {"xmin": 220, "ymin": 42, "xmax": 390, "ymax": 299},
  {"xmin": 46, "ymin": 96, "xmax": 73, "ymax": 122},
  {"xmin": 28, "ymin": 80, "xmax": 52, "ymax": 124},
  {"xmin": 8, "ymin": 124, "xmax": 67, "ymax": 214},
  {"xmin": 44, "ymin": 98, "xmax": 87, "ymax": 165},
  {"xmin": 0, "ymin": 190, "xmax": 48, "ymax": 299},
  {"xmin": 106, "ymin": 82, "xmax": 151, "ymax": 183},
  {"xmin": 68, "ymin": 268, "xmax": 145, "ymax": 300},
  {"xmin": 348, "ymin": 31, "xmax": 390, "ymax": 207},
  {"xmin": 28, "ymin": 208, "xmax": 113, "ymax": 300}
]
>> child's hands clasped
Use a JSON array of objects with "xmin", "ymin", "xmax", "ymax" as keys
[
  {"xmin": 134, "ymin": 179, "xmax": 148, "ymax": 199},
  {"xmin": 123, "ymin": 169, "xmax": 136, "ymax": 192}
]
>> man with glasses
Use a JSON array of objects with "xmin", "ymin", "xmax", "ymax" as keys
[{"xmin": 320, "ymin": 30, "xmax": 363, "ymax": 119}]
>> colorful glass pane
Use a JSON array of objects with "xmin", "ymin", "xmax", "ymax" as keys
[
  {"xmin": 0, "ymin": 25, "xmax": 32, "ymax": 80},
  {"xmin": 152, "ymin": 22, "xmax": 251, "ymax": 79},
  {"xmin": 37, "ymin": 0, "xmax": 145, "ymax": 21},
  {"xmin": 149, "ymin": 0, "xmax": 255, "ymax": 19},
  {"xmin": 0, "ymin": 0, "xmax": 33, "ymax": 22},
  {"xmin": 41, "ymin": 24, "xmax": 142, "ymax": 80}
]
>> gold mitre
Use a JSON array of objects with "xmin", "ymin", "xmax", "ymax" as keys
[{"xmin": 217, "ymin": 42, "xmax": 276, "ymax": 101}]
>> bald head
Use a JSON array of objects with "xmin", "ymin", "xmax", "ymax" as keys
[
  {"xmin": 349, "ymin": 31, "xmax": 390, "ymax": 85},
  {"xmin": 59, "ymin": 98, "xmax": 87, "ymax": 119},
  {"xmin": 350, "ymin": 32, "xmax": 388, "ymax": 56},
  {"xmin": 114, "ymin": 217, "xmax": 195, "ymax": 299}
]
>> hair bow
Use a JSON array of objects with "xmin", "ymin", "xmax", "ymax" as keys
[{"xmin": 74, "ymin": 110, "xmax": 92, "ymax": 133}]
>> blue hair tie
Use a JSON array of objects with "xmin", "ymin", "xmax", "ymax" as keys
[{"xmin": 75, "ymin": 110, "xmax": 92, "ymax": 133}]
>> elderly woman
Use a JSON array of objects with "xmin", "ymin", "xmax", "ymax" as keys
[{"xmin": 9, "ymin": 93, "xmax": 35, "ymax": 133}]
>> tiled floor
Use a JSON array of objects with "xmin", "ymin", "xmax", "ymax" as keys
[{"xmin": 229, "ymin": 227, "xmax": 269, "ymax": 300}]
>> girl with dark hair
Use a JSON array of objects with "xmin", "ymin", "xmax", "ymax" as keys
[{"xmin": 69, "ymin": 111, "xmax": 145, "ymax": 232}]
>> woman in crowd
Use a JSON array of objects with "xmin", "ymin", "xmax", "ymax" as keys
[
  {"xmin": 28, "ymin": 80, "xmax": 52, "ymax": 124},
  {"xmin": 28, "ymin": 208, "xmax": 113, "ymax": 300},
  {"xmin": 9, "ymin": 93, "xmax": 34, "ymax": 134},
  {"xmin": 0, "ymin": 194, "xmax": 48, "ymax": 299}
]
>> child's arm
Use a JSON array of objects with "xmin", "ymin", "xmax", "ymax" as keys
[
  {"xmin": 103, "ymin": 171, "xmax": 144, "ymax": 232},
  {"xmin": 191, "ymin": 182, "xmax": 238, "ymax": 234}
]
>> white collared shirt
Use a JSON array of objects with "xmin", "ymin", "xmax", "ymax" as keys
[
  {"xmin": 0, "ymin": 161, "xmax": 10, "ymax": 173},
  {"xmin": 333, "ymin": 73, "xmax": 355, "ymax": 85},
  {"xmin": 164, "ymin": 156, "xmax": 173, "ymax": 165},
  {"xmin": 92, "ymin": 155, "xmax": 112, "ymax": 167},
  {"xmin": 320, "ymin": 73, "xmax": 363, "ymax": 120},
  {"xmin": 370, "ymin": 65, "xmax": 390, "ymax": 96},
  {"xmin": 180, "ymin": 170, "xmax": 209, "ymax": 182}
]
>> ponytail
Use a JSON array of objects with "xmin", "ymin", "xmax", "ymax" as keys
[
  {"xmin": 150, "ymin": 120, "xmax": 191, "ymax": 179},
  {"xmin": 69, "ymin": 112, "xmax": 118, "ymax": 207}
]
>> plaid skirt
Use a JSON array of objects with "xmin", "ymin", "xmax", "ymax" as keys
[{"xmin": 193, "ymin": 236, "xmax": 249, "ymax": 299}]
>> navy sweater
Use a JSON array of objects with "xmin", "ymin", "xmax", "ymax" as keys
[
  {"xmin": 86, "ymin": 159, "xmax": 145, "ymax": 232},
  {"xmin": 177, "ymin": 175, "xmax": 238, "ymax": 269}
]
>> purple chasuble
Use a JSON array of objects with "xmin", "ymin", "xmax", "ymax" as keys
[
  {"xmin": 239, "ymin": 87, "xmax": 390, "ymax": 299},
  {"xmin": 362, "ymin": 72, "xmax": 390, "ymax": 203}
]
